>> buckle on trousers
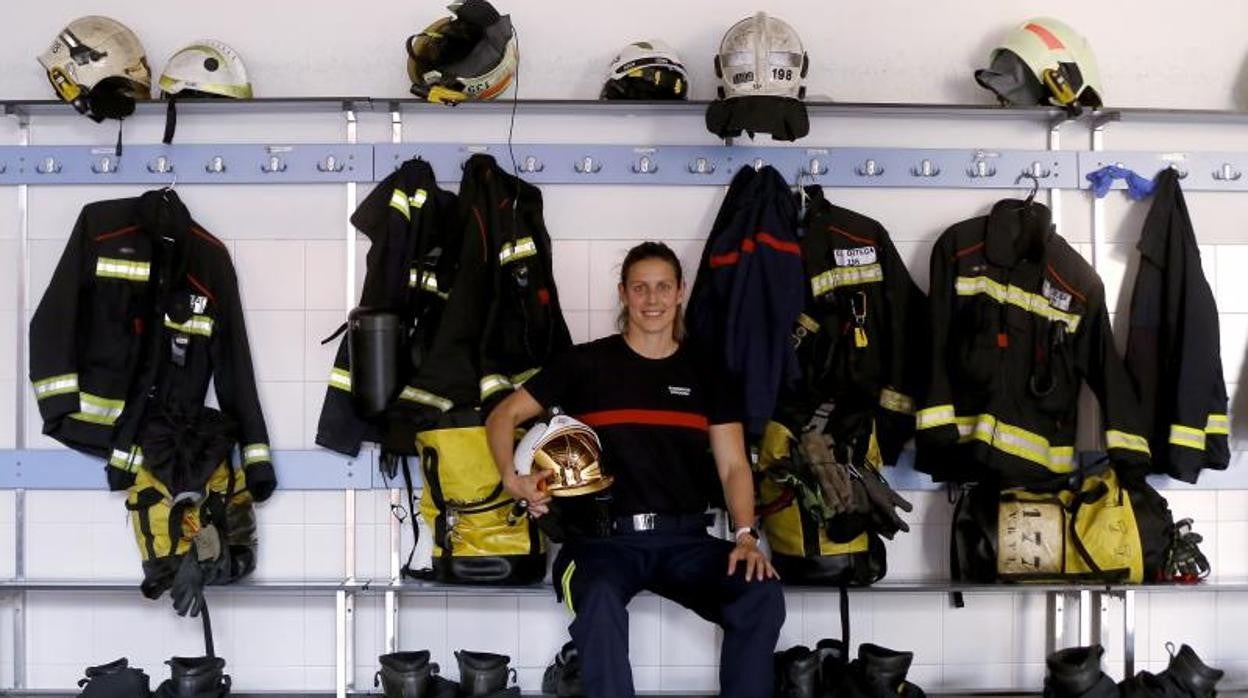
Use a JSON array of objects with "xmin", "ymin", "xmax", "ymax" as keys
[{"xmin": 630, "ymin": 513, "xmax": 658, "ymax": 531}]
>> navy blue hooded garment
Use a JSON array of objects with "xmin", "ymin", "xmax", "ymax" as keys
[{"xmin": 687, "ymin": 166, "xmax": 805, "ymax": 434}]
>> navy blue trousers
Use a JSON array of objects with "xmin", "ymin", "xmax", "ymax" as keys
[{"xmin": 553, "ymin": 531, "xmax": 786, "ymax": 698}]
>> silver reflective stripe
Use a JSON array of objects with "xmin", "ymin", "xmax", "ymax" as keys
[
  {"xmin": 398, "ymin": 387, "xmax": 452, "ymax": 411},
  {"xmin": 243, "ymin": 443, "xmax": 271, "ymax": 465},
  {"xmin": 499, "ymin": 237, "xmax": 537, "ymax": 265},
  {"xmin": 810, "ymin": 264, "xmax": 883, "ymax": 297},
  {"xmin": 480, "ymin": 374, "xmax": 512, "ymax": 400},
  {"xmin": 879, "ymin": 388, "xmax": 915, "ymax": 415},
  {"xmin": 955, "ymin": 276, "xmax": 1082, "ymax": 332},
  {"xmin": 164, "ymin": 314, "xmax": 214, "ymax": 337},
  {"xmin": 411, "ymin": 189, "xmax": 428, "ymax": 209},
  {"xmin": 72, "ymin": 392, "xmax": 125, "ymax": 425},
  {"xmin": 1105, "ymin": 429, "xmax": 1151, "ymax": 455},
  {"xmin": 109, "ymin": 447, "xmax": 143, "ymax": 471},
  {"xmin": 408, "ymin": 269, "xmax": 447, "ymax": 298},
  {"xmin": 328, "ymin": 368, "xmax": 351, "ymax": 392},
  {"xmin": 1206, "ymin": 413, "xmax": 1230, "ymax": 436},
  {"xmin": 1169, "ymin": 424, "xmax": 1206, "ymax": 451},
  {"xmin": 389, "ymin": 189, "xmax": 410, "ymax": 219},
  {"xmin": 33, "ymin": 373, "xmax": 78, "ymax": 400},
  {"xmin": 96, "ymin": 257, "xmax": 151, "ymax": 281},
  {"xmin": 916, "ymin": 404, "xmax": 956, "ymax": 429}
]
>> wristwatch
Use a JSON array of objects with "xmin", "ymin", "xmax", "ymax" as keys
[{"xmin": 734, "ymin": 526, "xmax": 760, "ymax": 543}]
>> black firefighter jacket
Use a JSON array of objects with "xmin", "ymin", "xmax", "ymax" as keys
[
  {"xmin": 29, "ymin": 191, "xmax": 274, "ymax": 493},
  {"xmin": 1125, "ymin": 169, "xmax": 1229, "ymax": 482},
  {"xmin": 686, "ymin": 166, "xmax": 805, "ymax": 435},
  {"xmin": 413, "ymin": 153, "xmax": 571, "ymax": 417},
  {"xmin": 915, "ymin": 200, "xmax": 1150, "ymax": 487},
  {"xmin": 315, "ymin": 158, "xmax": 460, "ymax": 456},
  {"xmin": 775, "ymin": 187, "xmax": 928, "ymax": 465}
]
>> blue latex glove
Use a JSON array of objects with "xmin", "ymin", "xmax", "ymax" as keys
[{"xmin": 1086, "ymin": 165, "xmax": 1157, "ymax": 200}]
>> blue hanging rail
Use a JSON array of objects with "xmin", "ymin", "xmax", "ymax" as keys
[{"xmin": 1079, "ymin": 150, "xmax": 1248, "ymax": 192}]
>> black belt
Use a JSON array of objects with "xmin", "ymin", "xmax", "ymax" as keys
[{"xmin": 611, "ymin": 512, "xmax": 714, "ymax": 534}]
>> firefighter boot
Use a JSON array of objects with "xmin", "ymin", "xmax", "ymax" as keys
[
  {"xmin": 375, "ymin": 651, "xmax": 438, "ymax": 698},
  {"xmin": 775, "ymin": 646, "xmax": 821, "ymax": 698},
  {"xmin": 77, "ymin": 657, "xmax": 152, "ymax": 698},
  {"xmin": 1158, "ymin": 644, "xmax": 1222, "ymax": 698},
  {"xmin": 541, "ymin": 641, "xmax": 584, "ymax": 696},
  {"xmin": 1044, "ymin": 646, "xmax": 1116, "ymax": 698},
  {"xmin": 157, "ymin": 656, "xmax": 230, "ymax": 698},
  {"xmin": 813, "ymin": 639, "xmax": 848, "ymax": 697},
  {"xmin": 855, "ymin": 643, "xmax": 922, "ymax": 698},
  {"xmin": 455, "ymin": 651, "xmax": 514, "ymax": 696}
]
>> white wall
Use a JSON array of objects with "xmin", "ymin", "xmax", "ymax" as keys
[{"xmin": 3, "ymin": 1, "xmax": 1248, "ymax": 693}]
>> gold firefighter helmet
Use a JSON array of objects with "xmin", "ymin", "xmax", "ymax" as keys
[
  {"xmin": 37, "ymin": 16, "xmax": 151, "ymax": 121},
  {"xmin": 514, "ymin": 414, "xmax": 612, "ymax": 497}
]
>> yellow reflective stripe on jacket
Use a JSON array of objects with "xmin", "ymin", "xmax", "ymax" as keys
[
  {"xmin": 879, "ymin": 388, "xmax": 916, "ymax": 415},
  {"xmin": 109, "ymin": 446, "xmax": 144, "ymax": 472},
  {"xmin": 408, "ymin": 269, "xmax": 448, "ymax": 299},
  {"xmin": 955, "ymin": 276, "xmax": 1082, "ymax": 332},
  {"xmin": 810, "ymin": 264, "xmax": 883, "ymax": 297},
  {"xmin": 480, "ymin": 374, "xmax": 513, "ymax": 400},
  {"xmin": 499, "ymin": 237, "xmax": 537, "ymax": 265},
  {"xmin": 955, "ymin": 414, "xmax": 1076, "ymax": 472},
  {"xmin": 796, "ymin": 313, "xmax": 821, "ymax": 333},
  {"xmin": 33, "ymin": 373, "xmax": 78, "ymax": 400},
  {"xmin": 389, "ymin": 188, "xmax": 429, "ymax": 221},
  {"xmin": 243, "ymin": 443, "xmax": 271, "ymax": 466},
  {"xmin": 1105, "ymin": 429, "xmax": 1151, "ymax": 455},
  {"xmin": 398, "ymin": 386, "xmax": 452, "ymax": 412},
  {"xmin": 1169, "ymin": 424, "xmax": 1206, "ymax": 451},
  {"xmin": 96, "ymin": 257, "xmax": 151, "ymax": 281},
  {"xmin": 561, "ymin": 560, "xmax": 577, "ymax": 614},
  {"xmin": 916, "ymin": 404, "xmax": 957, "ymax": 429},
  {"xmin": 328, "ymin": 367, "xmax": 351, "ymax": 392},
  {"xmin": 164, "ymin": 314, "xmax": 214, "ymax": 337},
  {"xmin": 71, "ymin": 391, "xmax": 125, "ymax": 425},
  {"xmin": 1206, "ymin": 413, "xmax": 1230, "ymax": 436}
]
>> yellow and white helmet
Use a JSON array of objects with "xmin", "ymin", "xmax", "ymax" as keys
[
  {"xmin": 37, "ymin": 16, "xmax": 151, "ymax": 121},
  {"xmin": 406, "ymin": 0, "xmax": 518, "ymax": 104},
  {"xmin": 975, "ymin": 18, "xmax": 1103, "ymax": 113},
  {"xmin": 159, "ymin": 40, "xmax": 253, "ymax": 99}
]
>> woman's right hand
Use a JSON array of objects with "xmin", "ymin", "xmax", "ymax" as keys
[{"xmin": 504, "ymin": 471, "xmax": 555, "ymax": 517}]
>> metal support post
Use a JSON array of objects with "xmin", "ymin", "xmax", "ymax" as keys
[
  {"xmin": 1049, "ymin": 591, "xmax": 1066, "ymax": 651},
  {"xmin": 1048, "ymin": 116, "xmax": 1069, "ymax": 234},
  {"xmin": 338, "ymin": 102, "xmax": 360, "ymax": 698},
  {"xmin": 1079, "ymin": 589, "xmax": 1093, "ymax": 646},
  {"xmin": 384, "ymin": 105, "xmax": 404, "ymax": 656},
  {"xmin": 1123, "ymin": 590, "xmax": 1136, "ymax": 677}
]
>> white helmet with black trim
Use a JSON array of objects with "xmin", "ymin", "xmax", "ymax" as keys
[
  {"xmin": 706, "ymin": 12, "xmax": 810, "ymax": 141},
  {"xmin": 600, "ymin": 40, "xmax": 689, "ymax": 101},
  {"xmin": 37, "ymin": 15, "xmax": 151, "ymax": 121},
  {"xmin": 406, "ymin": 0, "xmax": 518, "ymax": 104}
]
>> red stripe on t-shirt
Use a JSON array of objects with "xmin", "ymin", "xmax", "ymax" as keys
[{"xmin": 578, "ymin": 409, "xmax": 710, "ymax": 431}]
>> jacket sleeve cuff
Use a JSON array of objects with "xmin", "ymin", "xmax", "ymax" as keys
[
  {"xmin": 243, "ymin": 461, "xmax": 277, "ymax": 503},
  {"xmin": 35, "ymin": 391, "xmax": 79, "ymax": 424}
]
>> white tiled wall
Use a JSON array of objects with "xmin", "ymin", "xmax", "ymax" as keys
[{"xmin": 4, "ymin": 110, "xmax": 1248, "ymax": 693}]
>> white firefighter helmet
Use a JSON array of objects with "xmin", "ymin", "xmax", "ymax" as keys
[
  {"xmin": 975, "ymin": 18, "xmax": 1103, "ymax": 112},
  {"xmin": 406, "ymin": 0, "xmax": 518, "ymax": 104},
  {"xmin": 159, "ymin": 40, "xmax": 253, "ymax": 99},
  {"xmin": 37, "ymin": 16, "xmax": 151, "ymax": 121},
  {"xmin": 601, "ymin": 39, "xmax": 689, "ymax": 100},
  {"xmin": 514, "ymin": 414, "xmax": 612, "ymax": 497},
  {"xmin": 714, "ymin": 12, "xmax": 808, "ymax": 100}
]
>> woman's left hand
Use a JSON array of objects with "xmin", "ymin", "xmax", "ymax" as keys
[{"xmin": 727, "ymin": 538, "xmax": 779, "ymax": 582}]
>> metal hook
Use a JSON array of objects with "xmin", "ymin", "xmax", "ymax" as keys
[
  {"xmin": 518, "ymin": 155, "xmax": 544, "ymax": 173},
  {"xmin": 1014, "ymin": 172, "xmax": 1041, "ymax": 205},
  {"xmin": 1213, "ymin": 162, "xmax": 1242, "ymax": 182},
  {"xmin": 1024, "ymin": 161, "xmax": 1052, "ymax": 179},
  {"xmin": 205, "ymin": 156, "xmax": 227, "ymax": 174},
  {"xmin": 911, "ymin": 159, "xmax": 941, "ymax": 178},
  {"xmin": 967, "ymin": 159, "xmax": 996, "ymax": 179},
  {"xmin": 37, "ymin": 157, "xmax": 62, "ymax": 175},
  {"xmin": 316, "ymin": 154, "xmax": 345, "ymax": 173},
  {"xmin": 855, "ymin": 159, "xmax": 883, "ymax": 177},
  {"xmin": 752, "ymin": 157, "xmax": 766, "ymax": 172},
  {"xmin": 632, "ymin": 155, "xmax": 658, "ymax": 174},
  {"xmin": 1167, "ymin": 163, "xmax": 1189, "ymax": 179},
  {"xmin": 91, "ymin": 156, "xmax": 116, "ymax": 175},
  {"xmin": 688, "ymin": 157, "xmax": 716, "ymax": 175},
  {"xmin": 261, "ymin": 155, "xmax": 287, "ymax": 173},
  {"xmin": 574, "ymin": 156, "xmax": 602, "ymax": 174},
  {"xmin": 803, "ymin": 157, "xmax": 826, "ymax": 177}
]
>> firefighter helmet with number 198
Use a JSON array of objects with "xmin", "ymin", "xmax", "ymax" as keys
[{"xmin": 37, "ymin": 16, "xmax": 151, "ymax": 121}]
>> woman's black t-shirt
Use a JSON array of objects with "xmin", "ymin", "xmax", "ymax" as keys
[{"xmin": 522, "ymin": 334, "xmax": 741, "ymax": 516}]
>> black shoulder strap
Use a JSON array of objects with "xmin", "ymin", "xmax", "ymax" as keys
[
  {"xmin": 839, "ymin": 584, "xmax": 851, "ymax": 652},
  {"xmin": 948, "ymin": 484, "xmax": 966, "ymax": 609},
  {"xmin": 398, "ymin": 454, "xmax": 433, "ymax": 580}
]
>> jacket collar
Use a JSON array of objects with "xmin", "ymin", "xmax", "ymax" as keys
[{"xmin": 985, "ymin": 199, "xmax": 1052, "ymax": 268}]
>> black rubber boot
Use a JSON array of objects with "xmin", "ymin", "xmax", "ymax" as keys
[
  {"xmin": 814, "ymin": 639, "xmax": 848, "ymax": 697},
  {"xmin": 375, "ymin": 650, "xmax": 439, "ymax": 698},
  {"xmin": 541, "ymin": 641, "xmax": 584, "ymax": 696},
  {"xmin": 455, "ymin": 650, "xmax": 514, "ymax": 696},
  {"xmin": 1159, "ymin": 644, "xmax": 1223, "ymax": 698},
  {"xmin": 1045, "ymin": 646, "xmax": 1116, "ymax": 698},
  {"xmin": 775, "ymin": 645, "xmax": 821, "ymax": 698},
  {"xmin": 77, "ymin": 657, "xmax": 152, "ymax": 697},
  {"xmin": 859, "ymin": 644, "xmax": 914, "ymax": 693},
  {"xmin": 156, "ymin": 656, "xmax": 230, "ymax": 698}
]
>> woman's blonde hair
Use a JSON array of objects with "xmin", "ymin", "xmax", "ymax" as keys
[{"xmin": 615, "ymin": 241, "xmax": 685, "ymax": 342}]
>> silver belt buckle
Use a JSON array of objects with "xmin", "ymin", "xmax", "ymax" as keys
[{"xmin": 633, "ymin": 513, "xmax": 658, "ymax": 531}]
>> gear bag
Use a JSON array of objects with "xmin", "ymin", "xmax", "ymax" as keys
[
  {"xmin": 952, "ymin": 464, "xmax": 1173, "ymax": 584},
  {"xmin": 755, "ymin": 421, "xmax": 888, "ymax": 586},
  {"xmin": 415, "ymin": 413, "xmax": 546, "ymax": 584}
]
